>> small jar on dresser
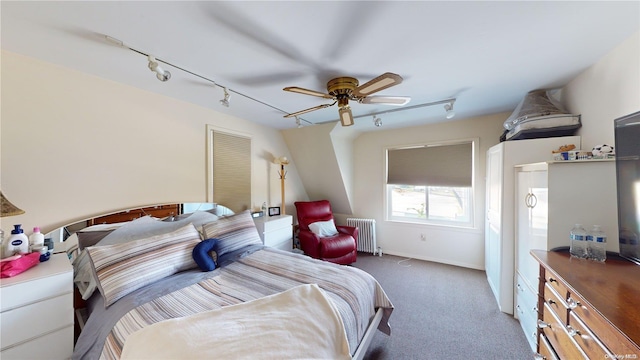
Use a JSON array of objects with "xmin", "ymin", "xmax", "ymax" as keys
[
  {"xmin": 254, "ymin": 214, "xmax": 293, "ymax": 251},
  {"xmin": 0, "ymin": 253, "xmax": 74, "ymax": 360}
]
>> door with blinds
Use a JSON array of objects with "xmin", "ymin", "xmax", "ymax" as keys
[{"xmin": 207, "ymin": 126, "xmax": 251, "ymax": 213}]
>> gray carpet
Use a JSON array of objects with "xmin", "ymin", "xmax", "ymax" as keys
[{"xmin": 352, "ymin": 253, "xmax": 533, "ymax": 360}]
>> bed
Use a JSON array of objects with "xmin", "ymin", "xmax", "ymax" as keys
[{"xmin": 67, "ymin": 207, "xmax": 393, "ymax": 360}]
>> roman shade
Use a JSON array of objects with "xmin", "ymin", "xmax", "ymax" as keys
[
  {"xmin": 387, "ymin": 142, "xmax": 472, "ymax": 187},
  {"xmin": 212, "ymin": 131, "xmax": 251, "ymax": 213}
]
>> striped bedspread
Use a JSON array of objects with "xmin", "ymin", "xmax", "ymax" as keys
[{"xmin": 94, "ymin": 247, "xmax": 393, "ymax": 359}]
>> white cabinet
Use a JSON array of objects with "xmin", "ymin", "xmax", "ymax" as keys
[
  {"xmin": 514, "ymin": 162, "xmax": 548, "ymax": 351},
  {"xmin": 0, "ymin": 253, "xmax": 74, "ymax": 359},
  {"xmin": 254, "ymin": 215, "xmax": 293, "ymax": 251},
  {"xmin": 485, "ymin": 136, "xmax": 580, "ymax": 314},
  {"xmin": 514, "ymin": 160, "xmax": 618, "ymax": 350}
]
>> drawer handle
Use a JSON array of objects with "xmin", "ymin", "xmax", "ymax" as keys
[
  {"xmin": 547, "ymin": 299, "xmax": 556, "ymax": 305},
  {"xmin": 516, "ymin": 305, "xmax": 523, "ymax": 314},
  {"xmin": 567, "ymin": 297, "xmax": 581, "ymax": 309},
  {"xmin": 537, "ymin": 319, "xmax": 551, "ymax": 329},
  {"xmin": 534, "ymin": 353, "xmax": 546, "ymax": 360},
  {"xmin": 548, "ymin": 277, "xmax": 557, "ymax": 283},
  {"xmin": 566, "ymin": 325, "xmax": 581, "ymax": 337},
  {"xmin": 533, "ymin": 306, "xmax": 539, "ymax": 313}
]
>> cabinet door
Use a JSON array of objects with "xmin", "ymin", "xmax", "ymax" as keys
[
  {"xmin": 485, "ymin": 145, "xmax": 503, "ymax": 299},
  {"xmin": 516, "ymin": 169, "xmax": 548, "ymax": 292}
]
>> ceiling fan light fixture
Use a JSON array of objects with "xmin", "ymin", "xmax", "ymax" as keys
[
  {"xmin": 147, "ymin": 55, "xmax": 171, "ymax": 82},
  {"xmin": 295, "ymin": 116, "xmax": 302, "ymax": 128},
  {"xmin": 373, "ymin": 115, "xmax": 382, "ymax": 127},
  {"xmin": 339, "ymin": 107, "xmax": 354, "ymax": 127},
  {"xmin": 444, "ymin": 100, "xmax": 456, "ymax": 119},
  {"xmin": 220, "ymin": 87, "xmax": 231, "ymax": 107}
]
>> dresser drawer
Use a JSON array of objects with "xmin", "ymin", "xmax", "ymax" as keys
[
  {"xmin": 0, "ymin": 325, "xmax": 73, "ymax": 360},
  {"xmin": 515, "ymin": 273, "xmax": 539, "ymax": 350},
  {"xmin": 542, "ymin": 303, "xmax": 587, "ymax": 360},
  {"xmin": 544, "ymin": 269, "xmax": 568, "ymax": 301},
  {"xmin": 0, "ymin": 292, "xmax": 74, "ymax": 349},
  {"xmin": 543, "ymin": 283, "xmax": 567, "ymax": 324},
  {"xmin": 539, "ymin": 333, "xmax": 559, "ymax": 360},
  {"xmin": 568, "ymin": 311, "xmax": 613, "ymax": 359},
  {"xmin": 568, "ymin": 292, "xmax": 639, "ymax": 356}
]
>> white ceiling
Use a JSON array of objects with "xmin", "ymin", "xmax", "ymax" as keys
[{"xmin": 2, "ymin": 1, "xmax": 638, "ymax": 132}]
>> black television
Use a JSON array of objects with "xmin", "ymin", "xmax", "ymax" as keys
[{"xmin": 614, "ymin": 110, "xmax": 640, "ymax": 265}]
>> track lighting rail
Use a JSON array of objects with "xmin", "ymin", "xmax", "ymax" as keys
[{"xmin": 104, "ymin": 34, "xmax": 314, "ymax": 125}]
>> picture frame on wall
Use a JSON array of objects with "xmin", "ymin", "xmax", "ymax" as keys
[{"xmin": 268, "ymin": 207, "xmax": 281, "ymax": 217}]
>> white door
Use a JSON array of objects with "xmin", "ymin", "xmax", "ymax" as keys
[
  {"xmin": 516, "ymin": 168, "xmax": 548, "ymax": 293},
  {"xmin": 485, "ymin": 145, "xmax": 503, "ymax": 301}
]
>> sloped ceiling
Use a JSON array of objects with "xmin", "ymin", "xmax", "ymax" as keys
[{"xmin": 1, "ymin": 1, "xmax": 638, "ymax": 132}]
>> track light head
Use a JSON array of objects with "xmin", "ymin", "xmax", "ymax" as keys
[
  {"xmin": 444, "ymin": 100, "xmax": 456, "ymax": 119},
  {"xmin": 220, "ymin": 87, "xmax": 231, "ymax": 107},
  {"xmin": 147, "ymin": 56, "xmax": 171, "ymax": 82},
  {"xmin": 373, "ymin": 115, "xmax": 382, "ymax": 127}
]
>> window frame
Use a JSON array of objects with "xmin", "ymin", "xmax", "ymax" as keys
[{"xmin": 384, "ymin": 138, "xmax": 478, "ymax": 229}]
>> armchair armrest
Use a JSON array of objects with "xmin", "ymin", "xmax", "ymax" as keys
[{"xmin": 336, "ymin": 225, "xmax": 359, "ymax": 241}]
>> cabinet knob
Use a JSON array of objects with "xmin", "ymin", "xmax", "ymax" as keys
[
  {"xmin": 566, "ymin": 325, "xmax": 581, "ymax": 337},
  {"xmin": 567, "ymin": 297, "xmax": 581, "ymax": 309},
  {"xmin": 537, "ymin": 319, "xmax": 551, "ymax": 329}
]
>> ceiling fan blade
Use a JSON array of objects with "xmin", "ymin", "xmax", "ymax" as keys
[
  {"xmin": 284, "ymin": 102, "xmax": 336, "ymax": 118},
  {"xmin": 359, "ymin": 96, "xmax": 411, "ymax": 106},
  {"xmin": 353, "ymin": 72, "xmax": 403, "ymax": 97},
  {"xmin": 283, "ymin": 86, "xmax": 334, "ymax": 99},
  {"xmin": 338, "ymin": 107, "xmax": 354, "ymax": 126}
]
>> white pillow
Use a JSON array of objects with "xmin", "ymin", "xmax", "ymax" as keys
[{"xmin": 308, "ymin": 220, "xmax": 339, "ymax": 237}]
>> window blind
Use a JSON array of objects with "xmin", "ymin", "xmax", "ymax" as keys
[
  {"xmin": 387, "ymin": 142, "xmax": 472, "ymax": 187},
  {"xmin": 212, "ymin": 131, "xmax": 251, "ymax": 213}
]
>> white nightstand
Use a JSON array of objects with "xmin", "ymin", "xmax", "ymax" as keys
[
  {"xmin": 0, "ymin": 253, "xmax": 74, "ymax": 359},
  {"xmin": 254, "ymin": 214, "xmax": 293, "ymax": 251}
]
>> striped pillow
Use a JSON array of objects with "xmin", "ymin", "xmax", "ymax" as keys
[
  {"xmin": 87, "ymin": 223, "xmax": 201, "ymax": 308},
  {"xmin": 201, "ymin": 210, "xmax": 262, "ymax": 257}
]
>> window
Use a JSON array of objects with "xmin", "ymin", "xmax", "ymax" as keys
[
  {"xmin": 386, "ymin": 140, "xmax": 475, "ymax": 227},
  {"xmin": 207, "ymin": 126, "xmax": 252, "ymax": 213}
]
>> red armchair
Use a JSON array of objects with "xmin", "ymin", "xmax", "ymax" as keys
[{"xmin": 294, "ymin": 200, "xmax": 358, "ymax": 265}]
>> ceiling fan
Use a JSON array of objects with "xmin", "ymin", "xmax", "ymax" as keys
[{"xmin": 283, "ymin": 72, "xmax": 410, "ymax": 126}]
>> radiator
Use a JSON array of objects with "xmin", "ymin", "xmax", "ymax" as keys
[{"xmin": 347, "ymin": 218, "xmax": 378, "ymax": 255}]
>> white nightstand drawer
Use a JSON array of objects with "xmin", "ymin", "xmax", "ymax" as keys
[
  {"xmin": 0, "ymin": 325, "xmax": 73, "ymax": 360},
  {"xmin": 0, "ymin": 292, "xmax": 74, "ymax": 349},
  {"xmin": 264, "ymin": 227, "xmax": 292, "ymax": 247},
  {"xmin": 270, "ymin": 238, "xmax": 292, "ymax": 251},
  {"xmin": 261, "ymin": 215, "xmax": 292, "ymax": 232},
  {"xmin": 0, "ymin": 254, "xmax": 73, "ymax": 312}
]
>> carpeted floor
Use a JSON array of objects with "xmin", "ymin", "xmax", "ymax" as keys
[{"xmin": 352, "ymin": 253, "xmax": 533, "ymax": 360}]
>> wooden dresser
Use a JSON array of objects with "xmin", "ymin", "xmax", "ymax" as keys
[{"xmin": 531, "ymin": 250, "xmax": 640, "ymax": 359}]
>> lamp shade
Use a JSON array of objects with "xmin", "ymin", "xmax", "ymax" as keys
[{"xmin": 1, "ymin": 191, "xmax": 25, "ymax": 217}]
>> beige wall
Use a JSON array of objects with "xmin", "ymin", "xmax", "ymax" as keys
[
  {"xmin": 0, "ymin": 51, "xmax": 307, "ymax": 233},
  {"xmin": 562, "ymin": 31, "xmax": 640, "ymax": 150},
  {"xmin": 353, "ymin": 113, "xmax": 508, "ymax": 269}
]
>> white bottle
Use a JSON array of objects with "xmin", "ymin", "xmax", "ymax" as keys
[
  {"xmin": 569, "ymin": 224, "xmax": 587, "ymax": 259},
  {"xmin": 6, "ymin": 224, "xmax": 29, "ymax": 256},
  {"xmin": 588, "ymin": 225, "xmax": 607, "ymax": 262},
  {"xmin": 29, "ymin": 226, "xmax": 45, "ymax": 251}
]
